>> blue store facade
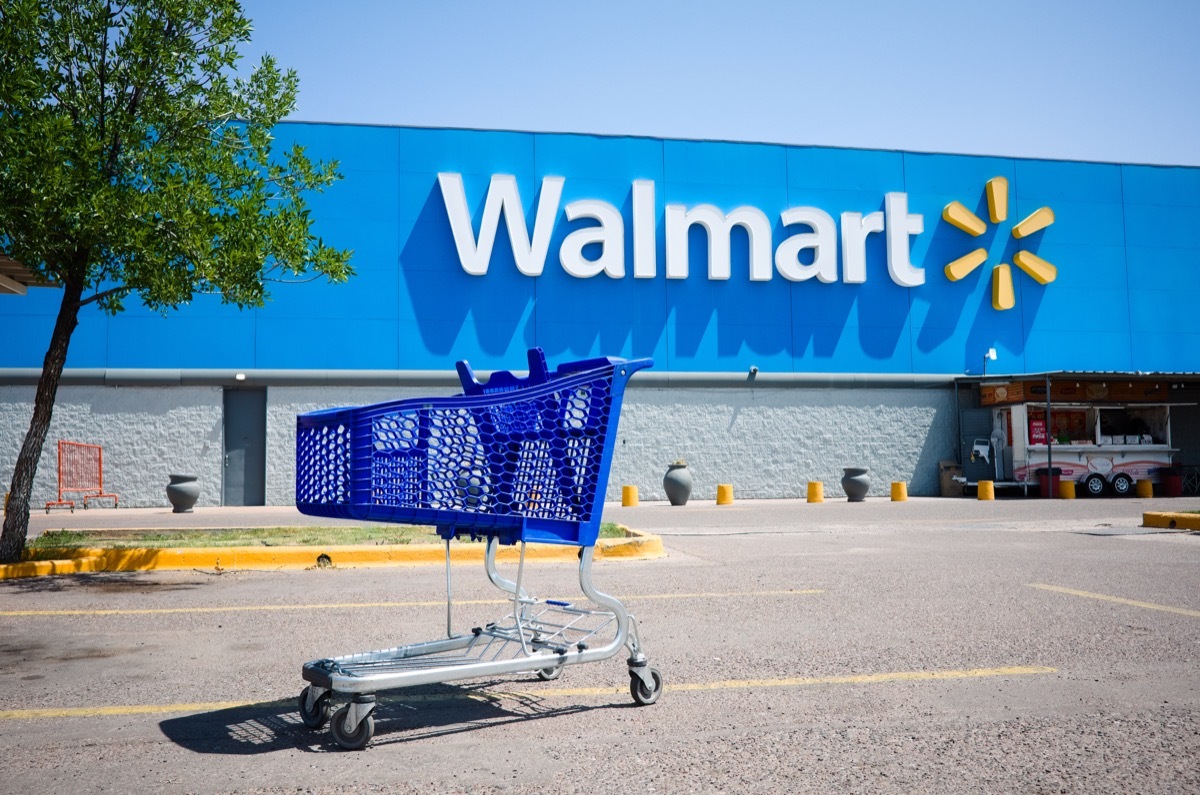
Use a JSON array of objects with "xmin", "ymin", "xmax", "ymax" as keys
[{"xmin": 3, "ymin": 124, "xmax": 1199, "ymax": 507}]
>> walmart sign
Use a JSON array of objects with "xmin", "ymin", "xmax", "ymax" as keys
[
  {"xmin": 438, "ymin": 173, "xmax": 927, "ymax": 287},
  {"xmin": 5, "ymin": 124, "xmax": 1196, "ymax": 375}
]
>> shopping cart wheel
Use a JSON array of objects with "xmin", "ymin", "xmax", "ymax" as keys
[
  {"xmin": 330, "ymin": 705, "xmax": 375, "ymax": 751},
  {"xmin": 630, "ymin": 667, "xmax": 663, "ymax": 706},
  {"xmin": 536, "ymin": 664, "xmax": 564, "ymax": 681},
  {"xmin": 298, "ymin": 686, "xmax": 331, "ymax": 729}
]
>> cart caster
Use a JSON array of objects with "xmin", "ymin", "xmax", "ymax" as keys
[
  {"xmin": 330, "ymin": 700, "xmax": 376, "ymax": 751},
  {"xmin": 536, "ymin": 664, "xmax": 564, "ymax": 681},
  {"xmin": 630, "ymin": 667, "xmax": 663, "ymax": 706},
  {"xmin": 298, "ymin": 685, "xmax": 331, "ymax": 729}
]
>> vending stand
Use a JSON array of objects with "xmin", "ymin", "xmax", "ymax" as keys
[{"xmin": 960, "ymin": 378, "xmax": 1190, "ymax": 496}]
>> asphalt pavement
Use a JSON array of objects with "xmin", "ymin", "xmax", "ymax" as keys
[
  {"xmin": 1, "ymin": 494, "xmax": 1197, "ymax": 794},
  {"xmin": 23, "ymin": 492, "xmax": 1200, "ymax": 538}
]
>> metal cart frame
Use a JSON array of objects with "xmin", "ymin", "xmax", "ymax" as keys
[{"xmin": 294, "ymin": 349, "xmax": 661, "ymax": 749}]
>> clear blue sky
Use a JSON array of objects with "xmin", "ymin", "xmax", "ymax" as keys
[{"xmin": 239, "ymin": 0, "xmax": 1200, "ymax": 166}]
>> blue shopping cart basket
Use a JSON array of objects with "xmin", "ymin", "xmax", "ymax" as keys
[{"xmin": 296, "ymin": 348, "xmax": 652, "ymax": 547}]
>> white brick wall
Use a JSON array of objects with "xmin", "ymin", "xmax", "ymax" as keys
[
  {"xmin": 2, "ymin": 382, "xmax": 957, "ymax": 507},
  {"xmin": 609, "ymin": 387, "xmax": 956, "ymax": 500},
  {"xmin": 1, "ymin": 385, "xmax": 223, "ymax": 509}
]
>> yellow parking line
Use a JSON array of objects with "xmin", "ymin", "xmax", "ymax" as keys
[
  {"xmin": 0, "ymin": 589, "xmax": 822, "ymax": 617},
  {"xmin": 1029, "ymin": 583, "xmax": 1200, "ymax": 618},
  {"xmin": 0, "ymin": 665, "xmax": 1053, "ymax": 720},
  {"xmin": 529, "ymin": 665, "xmax": 1057, "ymax": 697}
]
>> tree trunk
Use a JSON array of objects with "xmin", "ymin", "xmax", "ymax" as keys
[{"xmin": 0, "ymin": 278, "xmax": 84, "ymax": 564}]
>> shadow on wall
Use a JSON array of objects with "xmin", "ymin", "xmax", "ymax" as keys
[{"xmin": 911, "ymin": 391, "xmax": 960, "ymax": 496}]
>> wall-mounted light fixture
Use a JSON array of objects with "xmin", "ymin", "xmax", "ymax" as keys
[
  {"xmin": 235, "ymin": 373, "xmax": 246, "ymax": 382},
  {"xmin": 982, "ymin": 348, "xmax": 997, "ymax": 376}
]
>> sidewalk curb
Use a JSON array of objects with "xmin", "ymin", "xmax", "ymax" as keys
[
  {"xmin": 0, "ymin": 528, "xmax": 664, "ymax": 580},
  {"xmin": 1142, "ymin": 511, "xmax": 1200, "ymax": 531}
]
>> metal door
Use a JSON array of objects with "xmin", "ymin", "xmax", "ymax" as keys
[{"xmin": 223, "ymin": 389, "xmax": 266, "ymax": 506}]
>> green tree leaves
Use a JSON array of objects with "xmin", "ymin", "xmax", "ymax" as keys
[{"xmin": 0, "ymin": 0, "xmax": 352, "ymax": 561}]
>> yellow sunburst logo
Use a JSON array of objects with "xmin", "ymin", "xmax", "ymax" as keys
[{"xmin": 942, "ymin": 177, "xmax": 1056, "ymax": 310}]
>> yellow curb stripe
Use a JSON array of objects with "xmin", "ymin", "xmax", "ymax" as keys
[
  {"xmin": 0, "ymin": 589, "xmax": 822, "ymax": 617},
  {"xmin": 1142, "ymin": 511, "xmax": 1200, "ymax": 531},
  {"xmin": 0, "ymin": 530, "xmax": 666, "ymax": 580},
  {"xmin": 1029, "ymin": 583, "xmax": 1200, "ymax": 618},
  {"xmin": 0, "ymin": 665, "xmax": 1054, "ymax": 720}
]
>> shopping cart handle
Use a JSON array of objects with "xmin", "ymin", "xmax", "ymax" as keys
[{"xmin": 456, "ymin": 348, "xmax": 552, "ymax": 395}]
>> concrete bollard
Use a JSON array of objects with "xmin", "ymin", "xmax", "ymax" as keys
[
  {"xmin": 716, "ymin": 483, "xmax": 734, "ymax": 505},
  {"xmin": 977, "ymin": 480, "xmax": 995, "ymax": 501},
  {"xmin": 891, "ymin": 481, "xmax": 908, "ymax": 501},
  {"xmin": 1059, "ymin": 480, "xmax": 1076, "ymax": 499},
  {"xmin": 621, "ymin": 485, "xmax": 639, "ymax": 507},
  {"xmin": 807, "ymin": 481, "xmax": 824, "ymax": 503},
  {"xmin": 1136, "ymin": 479, "xmax": 1153, "ymax": 498}
]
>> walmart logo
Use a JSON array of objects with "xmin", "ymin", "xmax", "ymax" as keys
[{"xmin": 942, "ymin": 177, "xmax": 1056, "ymax": 310}]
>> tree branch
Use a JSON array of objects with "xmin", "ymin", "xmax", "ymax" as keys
[{"xmin": 78, "ymin": 284, "xmax": 130, "ymax": 307}]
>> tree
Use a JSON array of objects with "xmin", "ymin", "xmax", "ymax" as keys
[{"xmin": 0, "ymin": 0, "xmax": 353, "ymax": 563}]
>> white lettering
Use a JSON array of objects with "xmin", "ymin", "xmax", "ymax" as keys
[
  {"xmin": 437, "ymin": 172, "xmax": 563, "ymax": 277},
  {"xmin": 665, "ymin": 204, "xmax": 773, "ymax": 280},
  {"xmin": 560, "ymin": 199, "xmax": 624, "ymax": 278},
  {"xmin": 775, "ymin": 207, "xmax": 837, "ymax": 282},
  {"xmin": 884, "ymin": 192, "xmax": 925, "ymax": 287},
  {"xmin": 632, "ymin": 180, "xmax": 656, "ymax": 279},
  {"xmin": 436, "ymin": 173, "xmax": 928, "ymax": 289},
  {"xmin": 840, "ymin": 211, "xmax": 885, "ymax": 284}
]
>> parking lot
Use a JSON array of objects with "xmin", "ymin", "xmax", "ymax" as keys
[{"xmin": 2, "ymin": 497, "xmax": 1198, "ymax": 794}]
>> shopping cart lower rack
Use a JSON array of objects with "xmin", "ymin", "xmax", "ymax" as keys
[{"xmin": 294, "ymin": 348, "xmax": 660, "ymax": 750}]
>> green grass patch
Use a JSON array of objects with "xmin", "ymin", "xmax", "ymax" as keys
[{"xmin": 28, "ymin": 520, "xmax": 628, "ymax": 551}]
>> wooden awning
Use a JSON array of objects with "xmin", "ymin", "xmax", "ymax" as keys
[{"xmin": 0, "ymin": 255, "xmax": 55, "ymax": 295}]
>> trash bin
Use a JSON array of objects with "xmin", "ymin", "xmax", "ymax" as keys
[
  {"xmin": 1035, "ymin": 467, "xmax": 1062, "ymax": 499},
  {"xmin": 1161, "ymin": 466, "xmax": 1183, "ymax": 498},
  {"xmin": 939, "ymin": 460, "xmax": 964, "ymax": 497}
]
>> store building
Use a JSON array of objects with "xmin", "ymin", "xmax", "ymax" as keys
[{"xmin": 3, "ymin": 124, "xmax": 1199, "ymax": 507}]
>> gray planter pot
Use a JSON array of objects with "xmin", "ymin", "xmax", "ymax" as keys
[
  {"xmin": 663, "ymin": 464, "xmax": 694, "ymax": 506},
  {"xmin": 166, "ymin": 474, "xmax": 201, "ymax": 513},
  {"xmin": 841, "ymin": 467, "xmax": 870, "ymax": 502}
]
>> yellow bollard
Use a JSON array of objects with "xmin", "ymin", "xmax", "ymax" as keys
[
  {"xmin": 1136, "ymin": 479, "xmax": 1153, "ymax": 498},
  {"xmin": 716, "ymin": 483, "xmax": 734, "ymax": 505},
  {"xmin": 807, "ymin": 481, "xmax": 824, "ymax": 503},
  {"xmin": 977, "ymin": 480, "xmax": 995, "ymax": 501},
  {"xmin": 891, "ymin": 481, "xmax": 908, "ymax": 501},
  {"xmin": 621, "ymin": 485, "xmax": 639, "ymax": 507},
  {"xmin": 1059, "ymin": 480, "xmax": 1076, "ymax": 499}
]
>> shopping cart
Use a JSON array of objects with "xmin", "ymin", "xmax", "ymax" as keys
[{"xmin": 294, "ymin": 348, "xmax": 660, "ymax": 749}]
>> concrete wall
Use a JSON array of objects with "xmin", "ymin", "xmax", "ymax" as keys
[
  {"xmin": 266, "ymin": 383, "xmax": 958, "ymax": 505},
  {"xmin": 1, "ymin": 385, "xmax": 223, "ymax": 510},
  {"xmin": 2, "ymin": 382, "xmax": 960, "ymax": 508},
  {"xmin": 611, "ymin": 386, "xmax": 957, "ymax": 500}
]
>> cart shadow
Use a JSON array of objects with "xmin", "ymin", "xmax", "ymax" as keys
[{"xmin": 158, "ymin": 679, "xmax": 611, "ymax": 755}]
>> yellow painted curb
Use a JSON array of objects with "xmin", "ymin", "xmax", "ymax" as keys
[
  {"xmin": 0, "ymin": 556, "xmax": 107, "ymax": 578},
  {"xmin": 1142, "ymin": 511, "xmax": 1200, "ymax": 531},
  {"xmin": 1, "ymin": 528, "xmax": 665, "ymax": 579}
]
